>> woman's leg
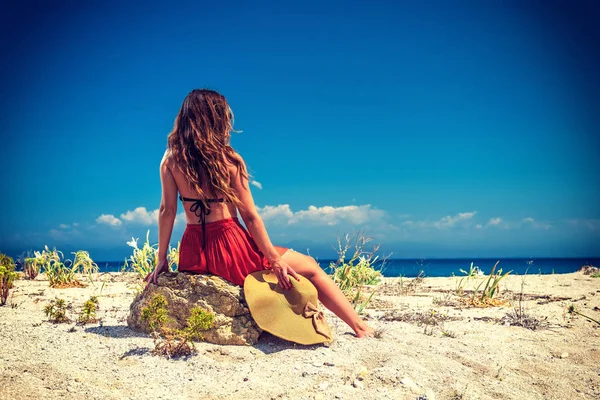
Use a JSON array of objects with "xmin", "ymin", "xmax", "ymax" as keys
[{"xmin": 280, "ymin": 249, "xmax": 374, "ymax": 338}]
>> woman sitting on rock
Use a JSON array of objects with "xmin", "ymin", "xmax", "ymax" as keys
[{"xmin": 144, "ymin": 89, "xmax": 374, "ymax": 338}]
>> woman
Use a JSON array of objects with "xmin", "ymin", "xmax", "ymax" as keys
[{"xmin": 144, "ymin": 89, "xmax": 374, "ymax": 338}]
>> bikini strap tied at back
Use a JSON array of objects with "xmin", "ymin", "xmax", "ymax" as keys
[{"xmin": 179, "ymin": 195, "xmax": 226, "ymax": 249}]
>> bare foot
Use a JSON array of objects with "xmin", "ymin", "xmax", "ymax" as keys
[{"xmin": 355, "ymin": 323, "xmax": 375, "ymax": 338}]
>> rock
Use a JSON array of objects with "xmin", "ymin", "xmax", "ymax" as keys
[
  {"xmin": 127, "ymin": 272, "xmax": 261, "ymax": 345},
  {"xmin": 317, "ymin": 381, "xmax": 329, "ymax": 391},
  {"xmin": 560, "ymin": 352, "xmax": 569, "ymax": 359},
  {"xmin": 400, "ymin": 376, "xmax": 421, "ymax": 393},
  {"xmin": 579, "ymin": 265, "xmax": 600, "ymax": 275}
]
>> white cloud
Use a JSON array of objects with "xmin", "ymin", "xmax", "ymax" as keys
[
  {"xmin": 251, "ymin": 180, "xmax": 263, "ymax": 190},
  {"xmin": 487, "ymin": 217, "xmax": 502, "ymax": 226},
  {"xmin": 433, "ymin": 211, "xmax": 477, "ymax": 229},
  {"xmin": 521, "ymin": 217, "xmax": 551, "ymax": 230},
  {"xmin": 291, "ymin": 205, "xmax": 384, "ymax": 226},
  {"xmin": 257, "ymin": 204, "xmax": 385, "ymax": 226},
  {"xmin": 59, "ymin": 224, "xmax": 70, "ymax": 229},
  {"xmin": 258, "ymin": 204, "xmax": 294, "ymax": 221},
  {"xmin": 72, "ymin": 222, "xmax": 79, "ymax": 227},
  {"xmin": 119, "ymin": 207, "xmax": 159, "ymax": 225},
  {"xmin": 96, "ymin": 214, "xmax": 122, "ymax": 227}
]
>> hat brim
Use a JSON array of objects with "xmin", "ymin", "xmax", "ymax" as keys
[{"xmin": 244, "ymin": 271, "xmax": 332, "ymax": 345}]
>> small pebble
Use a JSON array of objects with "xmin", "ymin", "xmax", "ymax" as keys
[
  {"xmin": 560, "ymin": 352, "xmax": 569, "ymax": 359},
  {"xmin": 318, "ymin": 381, "xmax": 329, "ymax": 391},
  {"xmin": 352, "ymin": 380, "xmax": 364, "ymax": 389}
]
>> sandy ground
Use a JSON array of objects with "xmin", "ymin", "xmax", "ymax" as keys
[{"xmin": 1, "ymin": 271, "xmax": 599, "ymax": 400}]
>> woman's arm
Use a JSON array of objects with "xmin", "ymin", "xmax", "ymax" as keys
[
  {"xmin": 229, "ymin": 155, "xmax": 281, "ymax": 263},
  {"xmin": 157, "ymin": 153, "xmax": 178, "ymax": 261}
]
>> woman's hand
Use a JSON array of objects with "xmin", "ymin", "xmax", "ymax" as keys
[
  {"xmin": 144, "ymin": 259, "xmax": 169, "ymax": 285},
  {"xmin": 269, "ymin": 258, "xmax": 301, "ymax": 290}
]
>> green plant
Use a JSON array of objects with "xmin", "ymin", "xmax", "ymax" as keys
[
  {"xmin": 17, "ymin": 251, "xmax": 39, "ymax": 280},
  {"xmin": 23, "ymin": 257, "xmax": 39, "ymax": 280},
  {"xmin": 591, "ymin": 273, "xmax": 600, "ymax": 278},
  {"xmin": 567, "ymin": 304, "xmax": 600, "ymax": 326},
  {"xmin": 141, "ymin": 294, "xmax": 172, "ymax": 332},
  {"xmin": 44, "ymin": 298, "xmax": 70, "ymax": 323},
  {"xmin": 183, "ymin": 306, "xmax": 215, "ymax": 340},
  {"xmin": 78, "ymin": 296, "xmax": 100, "ymax": 324},
  {"xmin": 461, "ymin": 261, "xmax": 511, "ymax": 307},
  {"xmin": 0, "ymin": 254, "xmax": 17, "ymax": 306},
  {"xmin": 455, "ymin": 262, "xmax": 480, "ymax": 295},
  {"xmin": 168, "ymin": 242, "xmax": 180, "ymax": 272},
  {"xmin": 33, "ymin": 246, "xmax": 93, "ymax": 288},
  {"xmin": 71, "ymin": 251, "xmax": 99, "ymax": 284},
  {"xmin": 329, "ymin": 231, "xmax": 387, "ymax": 313},
  {"xmin": 141, "ymin": 294, "xmax": 215, "ymax": 358},
  {"xmin": 123, "ymin": 231, "xmax": 181, "ymax": 278}
]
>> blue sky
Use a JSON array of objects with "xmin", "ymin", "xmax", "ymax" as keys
[{"xmin": 1, "ymin": 0, "xmax": 599, "ymax": 260}]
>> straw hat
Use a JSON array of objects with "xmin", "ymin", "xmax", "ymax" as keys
[{"xmin": 244, "ymin": 270, "xmax": 333, "ymax": 345}]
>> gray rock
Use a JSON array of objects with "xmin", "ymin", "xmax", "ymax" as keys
[{"xmin": 127, "ymin": 272, "xmax": 261, "ymax": 345}]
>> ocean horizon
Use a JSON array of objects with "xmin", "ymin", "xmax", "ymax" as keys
[{"xmin": 69, "ymin": 257, "xmax": 599, "ymax": 278}]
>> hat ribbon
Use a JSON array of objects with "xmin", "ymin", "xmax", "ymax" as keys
[{"xmin": 303, "ymin": 301, "xmax": 332, "ymax": 340}]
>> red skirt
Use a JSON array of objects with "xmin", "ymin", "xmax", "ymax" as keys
[{"xmin": 177, "ymin": 217, "xmax": 286, "ymax": 286}]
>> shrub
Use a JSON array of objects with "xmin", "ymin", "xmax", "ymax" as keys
[
  {"xmin": 78, "ymin": 296, "xmax": 100, "ymax": 324},
  {"xmin": 141, "ymin": 294, "xmax": 172, "ymax": 332},
  {"xmin": 71, "ymin": 251, "xmax": 99, "ymax": 284},
  {"xmin": 23, "ymin": 257, "xmax": 40, "ymax": 280},
  {"xmin": 329, "ymin": 231, "xmax": 387, "ymax": 313},
  {"xmin": 0, "ymin": 253, "xmax": 17, "ymax": 306},
  {"xmin": 44, "ymin": 298, "xmax": 70, "ymax": 323},
  {"xmin": 460, "ymin": 261, "xmax": 511, "ymax": 307},
  {"xmin": 454, "ymin": 262, "xmax": 482, "ymax": 295},
  {"xmin": 123, "ymin": 231, "xmax": 181, "ymax": 279},
  {"xmin": 32, "ymin": 246, "xmax": 98, "ymax": 288},
  {"xmin": 140, "ymin": 294, "xmax": 215, "ymax": 358}
]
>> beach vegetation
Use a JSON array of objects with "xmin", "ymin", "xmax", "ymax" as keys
[
  {"xmin": 454, "ymin": 262, "xmax": 482, "ymax": 295},
  {"xmin": 168, "ymin": 242, "xmax": 180, "ymax": 272},
  {"xmin": 402, "ymin": 270, "xmax": 426, "ymax": 295},
  {"xmin": 17, "ymin": 251, "xmax": 40, "ymax": 280},
  {"xmin": 44, "ymin": 298, "xmax": 70, "ymax": 323},
  {"xmin": 567, "ymin": 304, "xmax": 600, "ymax": 326},
  {"xmin": 23, "ymin": 257, "xmax": 40, "ymax": 280},
  {"xmin": 78, "ymin": 296, "xmax": 100, "ymax": 325},
  {"xmin": 32, "ymin": 246, "xmax": 98, "ymax": 288},
  {"xmin": 141, "ymin": 294, "xmax": 215, "ymax": 358},
  {"xmin": 141, "ymin": 294, "xmax": 172, "ymax": 332},
  {"xmin": 0, "ymin": 254, "xmax": 18, "ymax": 306},
  {"xmin": 502, "ymin": 274, "xmax": 548, "ymax": 330},
  {"xmin": 458, "ymin": 261, "xmax": 511, "ymax": 307},
  {"xmin": 123, "ymin": 231, "xmax": 181, "ymax": 279},
  {"xmin": 0, "ymin": 265, "xmax": 18, "ymax": 306},
  {"xmin": 71, "ymin": 251, "xmax": 99, "ymax": 284},
  {"xmin": 591, "ymin": 273, "xmax": 600, "ymax": 278},
  {"xmin": 373, "ymin": 327, "xmax": 386, "ymax": 339},
  {"xmin": 330, "ymin": 231, "xmax": 387, "ymax": 313}
]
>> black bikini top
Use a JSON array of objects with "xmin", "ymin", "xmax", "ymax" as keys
[{"xmin": 179, "ymin": 195, "xmax": 227, "ymax": 249}]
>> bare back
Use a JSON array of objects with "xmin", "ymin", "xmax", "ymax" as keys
[{"xmin": 163, "ymin": 153, "xmax": 239, "ymax": 224}]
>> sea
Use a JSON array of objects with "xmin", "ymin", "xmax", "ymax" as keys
[{"xmin": 95, "ymin": 257, "xmax": 598, "ymax": 277}]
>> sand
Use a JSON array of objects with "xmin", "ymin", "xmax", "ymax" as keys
[{"xmin": 0, "ymin": 271, "xmax": 599, "ymax": 400}]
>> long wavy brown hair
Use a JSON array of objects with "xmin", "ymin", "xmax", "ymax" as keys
[{"xmin": 167, "ymin": 89, "xmax": 248, "ymax": 208}]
